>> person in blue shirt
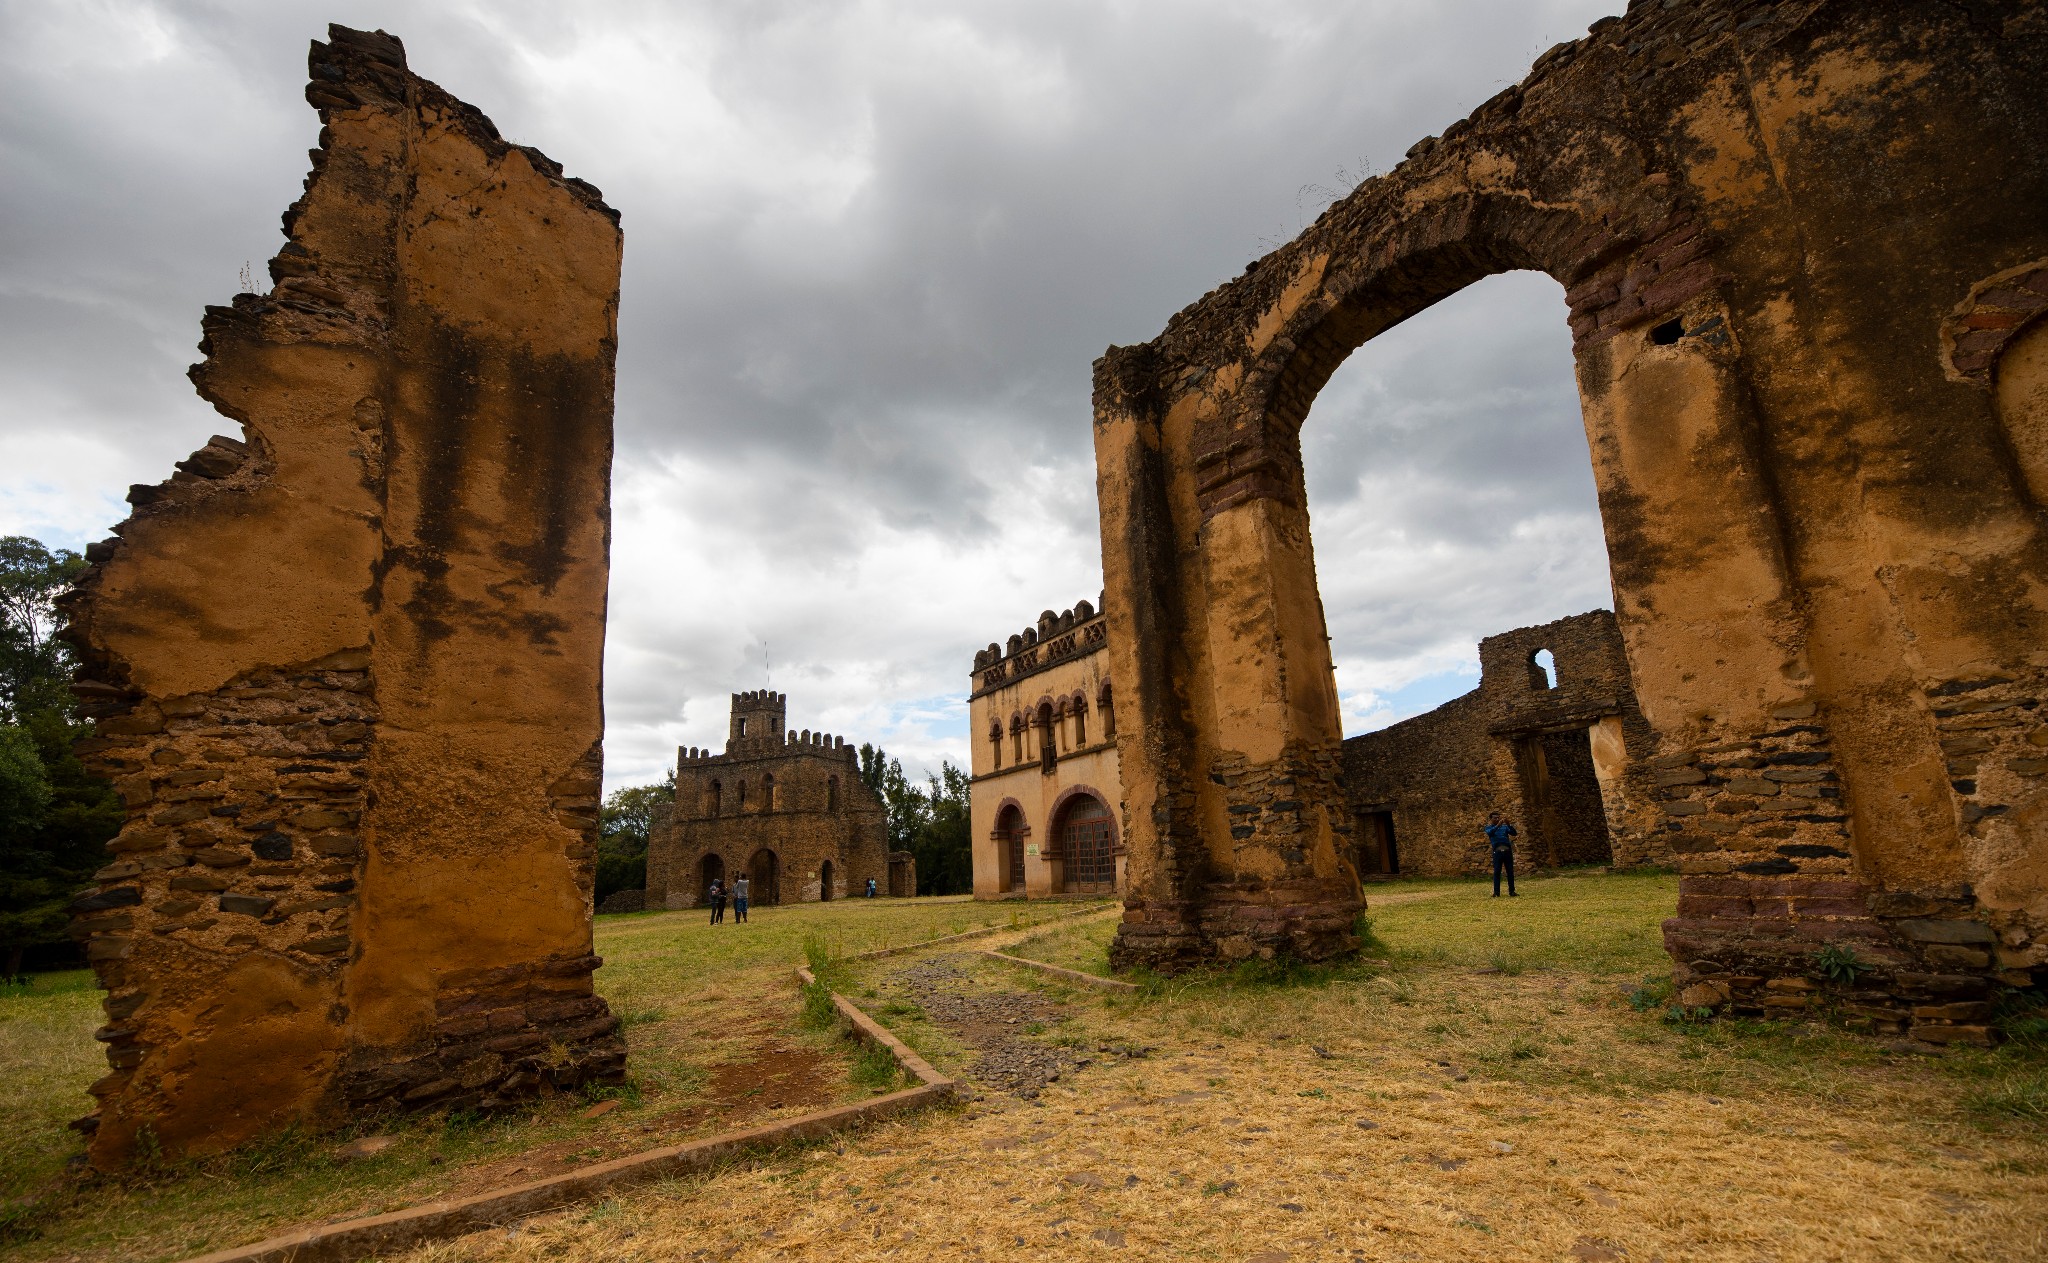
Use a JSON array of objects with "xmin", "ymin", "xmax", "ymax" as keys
[{"xmin": 1484, "ymin": 813, "xmax": 1518, "ymax": 897}]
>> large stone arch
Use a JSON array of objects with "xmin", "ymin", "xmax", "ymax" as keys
[{"xmin": 1096, "ymin": 0, "xmax": 2048, "ymax": 1027}]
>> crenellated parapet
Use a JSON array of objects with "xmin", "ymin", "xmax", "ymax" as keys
[{"xmin": 970, "ymin": 595, "xmax": 1108, "ymax": 697}]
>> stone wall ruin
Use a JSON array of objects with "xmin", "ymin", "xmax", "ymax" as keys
[
  {"xmin": 60, "ymin": 26, "xmax": 626, "ymax": 1165},
  {"xmin": 1343, "ymin": 611, "xmax": 1663, "ymax": 878},
  {"xmin": 1093, "ymin": 0, "xmax": 2048, "ymax": 1038}
]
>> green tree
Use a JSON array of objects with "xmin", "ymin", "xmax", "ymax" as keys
[
  {"xmin": 0, "ymin": 536, "xmax": 87, "ymax": 724},
  {"xmin": 858, "ymin": 743, "xmax": 927, "ymax": 853},
  {"xmin": 594, "ymin": 773, "xmax": 672, "ymax": 903},
  {"xmin": 0, "ymin": 536, "xmax": 121, "ymax": 978},
  {"xmin": 907, "ymin": 762, "xmax": 973, "ymax": 896}
]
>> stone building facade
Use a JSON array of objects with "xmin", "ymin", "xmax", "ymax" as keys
[
  {"xmin": 645, "ymin": 692, "xmax": 910, "ymax": 908},
  {"xmin": 1342, "ymin": 611, "xmax": 1664, "ymax": 878},
  {"xmin": 57, "ymin": 26, "xmax": 624, "ymax": 1166},
  {"xmin": 968, "ymin": 600, "xmax": 1125, "ymax": 899},
  {"xmin": 1091, "ymin": 0, "xmax": 2048, "ymax": 1042}
]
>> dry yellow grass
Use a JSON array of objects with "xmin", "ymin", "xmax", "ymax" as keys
[{"xmin": 395, "ymin": 873, "xmax": 2048, "ymax": 1262}]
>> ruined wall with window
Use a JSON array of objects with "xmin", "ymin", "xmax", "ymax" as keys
[
  {"xmin": 643, "ymin": 692, "xmax": 902, "ymax": 907},
  {"xmin": 1342, "ymin": 611, "xmax": 1664, "ymax": 878},
  {"xmin": 967, "ymin": 599, "xmax": 1125, "ymax": 898}
]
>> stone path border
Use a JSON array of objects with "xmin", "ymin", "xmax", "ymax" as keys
[
  {"xmin": 836, "ymin": 901, "xmax": 1116, "ymax": 964},
  {"xmin": 182, "ymin": 975, "xmax": 958, "ymax": 1263},
  {"xmin": 982, "ymin": 948, "xmax": 1139, "ymax": 993}
]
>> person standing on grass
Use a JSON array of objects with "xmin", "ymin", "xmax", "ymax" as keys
[
  {"xmin": 866, "ymin": 877, "xmax": 878, "ymax": 899},
  {"xmin": 708, "ymin": 877, "xmax": 726, "ymax": 924},
  {"xmin": 1485, "ymin": 812, "xmax": 1519, "ymax": 898},
  {"xmin": 732, "ymin": 873, "xmax": 750, "ymax": 923}
]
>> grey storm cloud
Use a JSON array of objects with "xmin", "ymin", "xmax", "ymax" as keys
[{"xmin": 0, "ymin": 0, "xmax": 1624, "ymax": 790}]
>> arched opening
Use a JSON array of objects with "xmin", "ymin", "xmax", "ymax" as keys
[
  {"xmin": 700, "ymin": 852, "xmax": 725, "ymax": 901},
  {"xmin": 827, "ymin": 775, "xmax": 840, "ymax": 811},
  {"xmin": 1011, "ymin": 713, "xmax": 1024, "ymax": 764},
  {"xmin": 995, "ymin": 803, "xmax": 1026, "ymax": 894},
  {"xmin": 1072, "ymin": 692, "xmax": 1088, "ymax": 745},
  {"xmin": 1304, "ymin": 270, "xmax": 1624, "ymax": 882},
  {"xmin": 762, "ymin": 773, "xmax": 776, "ymax": 812},
  {"xmin": 748, "ymin": 847, "xmax": 780, "ymax": 906},
  {"xmin": 1036, "ymin": 701, "xmax": 1056, "ymax": 773},
  {"xmin": 1054, "ymin": 793, "xmax": 1116, "ymax": 895},
  {"xmin": 736, "ymin": 780, "xmax": 748, "ymax": 811},
  {"xmin": 706, "ymin": 780, "xmax": 721, "ymax": 817},
  {"xmin": 819, "ymin": 858, "xmax": 835, "ymax": 902},
  {"xmin": 1098, "ymin": 680, "xmax": 1115, "ymax": 740},
  {"xmin": 988, "ymin": 720, "xmax": 1003, "ymax": 769}
]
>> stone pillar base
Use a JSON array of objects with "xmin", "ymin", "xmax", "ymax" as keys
[
  {"xmin": 340, "ymin": 952, "xmax": 626, "ymax": 1113},
  {"xmin": 1662, "ymin": 874, "xmax": 2015, "ymax": 1046},
  {"xmin": 1111, "ymin": 879, "xmax": 1360, "ymax": 974}
]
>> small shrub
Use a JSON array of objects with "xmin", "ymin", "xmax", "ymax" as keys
[
  {"xmin": 1663, "ymin": 1004, "xmax": 1714, "ymax": 1028},
  {"xmin": 1812, "ymin": 944, "xmax": 1866, "ymax": 986}
]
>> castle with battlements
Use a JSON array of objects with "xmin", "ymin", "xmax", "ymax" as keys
[{"xmin": 645, "ymin": 692, "xmax": 913, "ymax": 908}]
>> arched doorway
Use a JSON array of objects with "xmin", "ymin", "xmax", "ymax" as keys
[
  {"xmin": 994, "ymin": 803, "xmax": 1025, "ymax": 894},
  {"xmin": 748, "ymin": 848, "xmax": 780, "ymax": 906},
  {"xmin": 818, "ymin": 859, "xmax": 835, "ymax": 902},
  {"xmin": 700, "ymin": 853, "xmax": 725, "ymax": 903},
  {"xmin": 1054, "ymin": 793, "xmax": 1116, "ymax": 895}
]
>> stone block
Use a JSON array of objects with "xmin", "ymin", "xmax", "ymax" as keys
[
  {"xmin": 1909, "ymin": 1023, "xmax": 1995, "ymax": 1046},
  {"xmin": 1892, "ymin": 919, "xmax": 1995, "ymax": 944}
]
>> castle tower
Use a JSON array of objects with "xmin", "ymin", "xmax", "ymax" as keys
[{"xmin": 728, "ymin": 690, "xmax": 787, "ymax": 752}]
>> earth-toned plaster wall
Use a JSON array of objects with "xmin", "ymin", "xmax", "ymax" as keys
[
  {"xmin": 58, "ymin": 25, "xmax": 626, "ymax": 1166},
  {"xmin": 1094, "ymin": 0, "xmax": 2048, "ymax": 1041}
]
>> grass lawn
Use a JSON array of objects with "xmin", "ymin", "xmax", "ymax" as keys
[
  {"xmin": 0, "ymin": 895, "xmax": 1077, "ymax": 1262},
  {"xmin": 393, "ymin": 870, "xmax": 2048, "ymax": 1262}
]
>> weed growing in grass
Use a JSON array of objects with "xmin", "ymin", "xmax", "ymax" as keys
[
  {"xmin": 849, "ymin": 1041, "xmax": 903, "ymax": 1094},
  {"xmin": 1663, "ymin": 1005, "xmax": 1715, "ymax": 1028},
  {"xmin": 799, "ymin": 978, "xmax": 838, "ymax": 1031},
  {"xmin": 1354, "ymin": 913, "xmax": 1389, "ymax": 956},
  {"xmin": 1993, "ymin": 990, "xmax": 2048, "ymax": 1051},
  {"xmin": 1628, "ymin": 975, "xmax": 1673, "ymax": 1012},
  {"xmin": 1486, "ymin": 949, "xmax": 1524, "ymax": 976},
  {"xmin": 581, "ymin": 1079, "xmax": 644, "ymax": 1107},
  {"xmin": 1964, "ymin": 1068, "xmax": 2048, "ymax": 1122}
]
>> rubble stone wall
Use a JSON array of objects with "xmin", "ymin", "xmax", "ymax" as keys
[
  {"xmin": 1094, "ymin": 0, "xmax": 2048, "ymax": 1009},
  {"xmin": 59, "ymin": 25, "xmax": 625, "ymax": 1166},
  {"xmin": 646, "ymin": 693, "xmax": 893, "ymax": 908},
  {"xmin": 1341, "ymin": 611, "xmax": 1662, "ymax": 878}
]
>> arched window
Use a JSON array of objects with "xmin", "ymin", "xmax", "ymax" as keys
[
  {"xmin": 827, "ymin": 775, "xmax": 840, "ymax": 811},
  {"xmin": 1056, "ymin": 794, "xmax": 1115, "ymax": 892},
  {"xmin": 1098, "ymin": 680, "xmax": 1116, "ymax": 740},
  {"xmin": 1036, "ymin": 701, "xmax": 1057, "ymax": 772},
  {"xmin": 762, "ymin": 772, "xmax": 776, "ymax": 811},
  {"xmin": 738, "ymin": 717, "xmax": 748, "ymax": 737},
  {"xmin": 988, "ymin": 720, "xmax": 1003, "ymax": 770},
  {"xmin": 1072, "ymin": 692, "xmax": 1088, "ymax": 746},
  {"xmin": 1011, "ymin": 713, "xmax": 1025, "ymax": 763},
  {"xmin": 819, "ymin": 858, "xmax": 835, "ymax": 902},
  {"xmin": 707, "ymin": 780, "xmax": 722, "ymax": 817},
  {"xmin": 1529, "ymin": 648, "xmax": 1557, "ymax": 690},
  {"xmin": 737, "ymin": 780, "xmax": 749, "ymax": 810}
]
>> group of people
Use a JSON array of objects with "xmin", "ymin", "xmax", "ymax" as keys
[
  {"xmin": 705, "ymin": 874, "xmax": 751, "ymax": 923},
  {"xmin": 703, "ymin": 874, "xmax": 883, "ymax": 923}
]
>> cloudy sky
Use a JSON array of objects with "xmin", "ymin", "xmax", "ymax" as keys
[{"xmin": 0, "ymin": 0, "xmax": 1624, "ymax": 793}]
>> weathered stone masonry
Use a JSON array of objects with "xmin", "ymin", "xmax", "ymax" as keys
[
  {"xmin": 1094, "ymin": 0, "xmax": 2048, "ymax": 1013},
  {"xmin": 1343, "ymin": 611, "xmax": 1664, "ymax": 878},
  {"xmin": 60, "ymin": 25, "xmax": 625, "ymax": 1165}
]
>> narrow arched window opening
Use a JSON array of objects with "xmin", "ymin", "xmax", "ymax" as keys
[
  {"xmin": 1529, "ymin": 648, "xmax": 1557, "ymax": 690},
  {"xmin": 827, "ymin": 775, "xmax": 839, "ymax": 811},
  {"xmin": 707, "ymin": 780, "xmax": 722, "ymax": 817}
]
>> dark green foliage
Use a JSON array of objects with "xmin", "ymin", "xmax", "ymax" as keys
[
  {"xmin": 593, "ymin": 774, "xmax": 670, "ymax": 903},
  {"xmin": 1811, "ymin": 943, "xmax": 1866, "ymax": 986},
  {"xmin": 0, "ymin": 537, "xmax": 86, "ymax": 725},
  {"xmin": 856, "ymin": 744, "xmax": 971, "ymax": 896},
  {"xmin": 0, "ymin": 537, "xmax": 121, "ymax": 979}
]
